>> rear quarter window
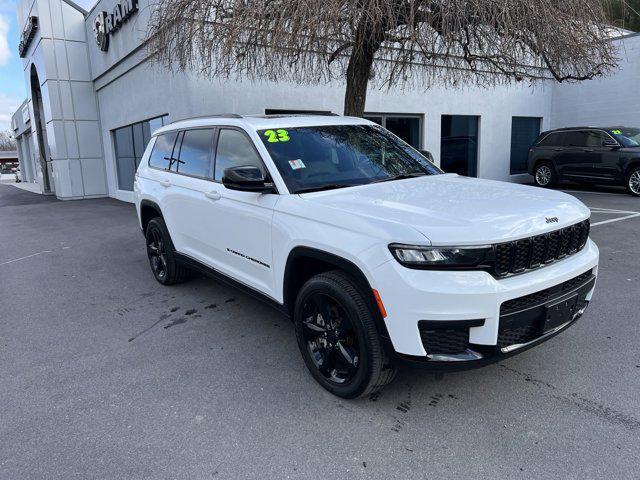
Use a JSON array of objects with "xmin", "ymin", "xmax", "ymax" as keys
[
  {"xmin": 149, "ymin": 132, "xmax": 178, "ymax": 170},
  {"xmin": 536, "ymin": 132, "xmax": 565, "ymax": 147}
]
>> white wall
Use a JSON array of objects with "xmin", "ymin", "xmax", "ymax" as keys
[
  {"xmin": 17, "ymin": 0, "xmax": 108, "ymax": 199},
  {"xmin": 551, "ymin": 34, "xmax": 640, "ymax": 129},
  {"xmin": 94, "ymin": 57, "xmax": 552, "ymax": 200}
]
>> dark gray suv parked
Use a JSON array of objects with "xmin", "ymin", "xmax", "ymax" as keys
[{"xmin": 528, "ymin": 127, "xmax": 640, "ymax": 196}]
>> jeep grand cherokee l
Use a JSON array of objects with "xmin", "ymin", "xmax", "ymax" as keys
[
  {"xmin": 134, "ymin": 115, "xmax": 599, "ymax": 398},
  {"xmin": 528, "ymin": 126, "xmax": 640, "ymax": 196}
]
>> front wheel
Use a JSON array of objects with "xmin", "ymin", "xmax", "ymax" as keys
[
  {"xmin": 294, "ymin": 271, "xmax": 396, "ymax": 398},
  {"xmin": 626, "ymin": 167, "xmax": 640, "ymax": 196},
  {"xmin": 534, "ymin": 162, "xmax": 557, "ymax": 188}
]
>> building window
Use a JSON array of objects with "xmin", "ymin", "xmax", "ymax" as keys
[
  {"xmin": 441, "ymin": 115, "xmax": 479, "ymax": 177},
  {"xmin": 113, "ymin": 115, "xmax": 168, "ymax": 191},
  {"xmin": 364, "ymin": 114, "xmax": 422, "ymax": 149},
  {"xmin": 510, "ymin": 117, "xmax": 541, "ymax": 174}
]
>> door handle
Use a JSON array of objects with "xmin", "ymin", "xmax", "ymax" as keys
[
  {"xmin": 553, "ymin": 148, "xmax": 562, "ymax": 152},
  {"xmin": 160, "ymin": 180, "xmax": 171, "ymax": 188},
  {"xmin": 583, "ymin": 149, "xmax": 594, "ymax": 152},
  {"xmin": 204, "ymin": 190, "xmax": 222, "ymax": 201}
]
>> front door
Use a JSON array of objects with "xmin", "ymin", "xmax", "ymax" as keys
[
  {"xmin": 584, "ymin": 130, "xmax": 620, "ymax": 180},
  {"xmin": 202, "ymin": 127, "xmax": 278, "ymax": 298}
]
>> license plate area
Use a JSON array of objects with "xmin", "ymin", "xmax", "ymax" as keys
[{"xmin": 544, "ymin": 294, "xmax": 579, "ymax": 332}]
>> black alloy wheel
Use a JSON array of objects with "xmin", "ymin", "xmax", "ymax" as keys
[
  {"xmin": 145, "ymin": 217, "xmax": 190, "ymax": 285},
  {"xmin": 300, "ymin": 292, "xmax": 360, "ymax": 385},
  {"xmin": 294, "ymin": 271, "xmax": 396, "ymax": 398},
  {"xmin": 147, "ymin": 225, "xmax": 168, "ymax": 281}
]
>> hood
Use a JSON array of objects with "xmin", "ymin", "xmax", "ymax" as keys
[{"xmin": 299, "ymin": 174, "xmax": 590, "ymax": 245}]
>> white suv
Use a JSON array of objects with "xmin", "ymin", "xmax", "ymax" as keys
[{"xmin": 134, "ymin": 114, "xmax": 599, "ymax": 398}]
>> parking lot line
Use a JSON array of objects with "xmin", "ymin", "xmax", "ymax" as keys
[
  {"xmin": 561, "ymin": 189, "xmax": 622, "ymax": 196},
  {"xmin": 0, "ymin": 250, "xmax": 53, "ymax": 266},
  {"xmin": 591, "ymin": 213, "xmax": 640, "ymax": 227},
  {"xmin": 590, "ymin": 207, "xmax": 640, "ymax": 215}
]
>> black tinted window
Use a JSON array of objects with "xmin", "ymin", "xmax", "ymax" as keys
[
  {"xmin": 214, "ymin": 129, "xmax": 264, "ymax": 182},
  {"xmin": 149, "ymin": 132, "xmax": 178, "ymax": 170},
  {"xmin": 564, "ymin": 131, "xmax": 587, "ymax": 147},
  {"xmin": 538, "ymin": 132, "xmax": 564, "ymax": 147},
  {"xmin": 584, "ymin": 130, "xmax": 611, "ymax": 147},
  {"xmin": 175, "ymin": 129, "xmax": 214, "ymax": 177},
  {"xmin": 259, "ymin": 124, "xmax": 441, "ymax": 193}
]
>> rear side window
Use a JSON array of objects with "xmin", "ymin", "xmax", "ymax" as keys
[
  {"xmin": 149, "ymin": 132, "xmax": 178, "ymax": 170},
  {"xmin": 214, "ymin": 129, "xmax": 265, "ymax": 182},
  {"xmin": 174, "ymin": 129, "xmax": 214, "ymax": 178},
  {"xmin": 563, "ymin": 131, "xmax": 587, "ymax": 147},
  {"xmin": 537, "ymin": 132, "xmax": 564, "ymax": 147}
]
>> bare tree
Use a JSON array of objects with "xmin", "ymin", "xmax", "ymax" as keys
[
  {"xmin": 0, "ymin": 131, "xmax": 17, "ymax": 151},
  {"xmin": 147, "ymin": 0, "xmax": 619, "ymax": 117}
]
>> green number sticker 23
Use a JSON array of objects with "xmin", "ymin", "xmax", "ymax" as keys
[{"xmin": 264, "ymin": 129, "xmax": 290, "ymax": 143}]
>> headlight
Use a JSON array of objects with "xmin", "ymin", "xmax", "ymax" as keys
[{"xmin": 389, "ymin": 244, "xmax": 492, "ymax": 269}]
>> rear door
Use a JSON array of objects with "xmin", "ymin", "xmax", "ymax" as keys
[
  {"xmin": 160, "ymin": 128, "xmax": 219, "ymax": 263},
  {"xmin": 555, "ymin": 130, "xmax": 592, "ymax": 177},
  {"xmin": 533, "ymin": 131, "xmax": 565, "ymax": 172}
]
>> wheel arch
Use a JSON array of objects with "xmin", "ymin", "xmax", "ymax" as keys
[
  {"xmin": 534, "ymin": 158, "xmax": 554, "ymax": 170},
  {"xmin": 140, "ymin": 200, "xmax": 163, "ymax": 234},
  {"xmin": 282, "ymin": 246, "xmax": 392, "ymax": 345},
  {"xmin": 623, "ymin": 159, "xmax": 640, "ymax": 178}
]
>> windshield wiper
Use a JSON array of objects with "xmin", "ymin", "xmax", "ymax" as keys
[
  {"xmin": 371, "ymin": 172, "xmax": 427, "ymax": 184},
  {"xmin": 294, "ymin": 184, "xmax": 354, "ymax": 194}
]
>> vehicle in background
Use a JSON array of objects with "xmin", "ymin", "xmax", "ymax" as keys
[{"xmin": 528, "ymin": 126, "xmax": 640, "ymax": 196}]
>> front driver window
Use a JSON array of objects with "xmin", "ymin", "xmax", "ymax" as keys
[{"xmin": 214, "ymin": 129, "xmax": 265, "ymax": 182}]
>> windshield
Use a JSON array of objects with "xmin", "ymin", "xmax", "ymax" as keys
[
  {"xmin": 610, "ymin": 128, "xmax": 640, "ymax": 147},
  {"xmin": 258, "ymin": 124, "xmax": 441, "ymax": 193}
]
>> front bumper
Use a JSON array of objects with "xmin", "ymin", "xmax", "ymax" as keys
[{"xmin": 371, "ymin": 239, "xmax": 599, "ymax": 367}]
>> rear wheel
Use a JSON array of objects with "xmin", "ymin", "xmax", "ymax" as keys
[
  {"xmin": 294, "ymin": 271, "xmax": 396, "ymax": 398},
  {"xmin": 626, "ymin": 167, "xmax": 640, "ymax": 196},
  {"xmin": 534, "ymin": 161, "xmax": 557, "ymax": 188},
  {"xmin": 145, "ymin": 217, "xmax": 190, "ymax": 285}
]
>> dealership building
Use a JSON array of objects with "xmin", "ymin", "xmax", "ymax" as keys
[{"xmin": 10, "ymin": 0, "xmax": 640, "ymax": 202}]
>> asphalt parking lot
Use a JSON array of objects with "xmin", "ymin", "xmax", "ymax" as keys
[{"xmin": 0, "ymin": 182, "xmax": 639, "ymax": 479}]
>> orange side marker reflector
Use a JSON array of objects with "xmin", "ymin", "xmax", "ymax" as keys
[{"xmin": 372, "ymin": 289, "xmax": 387, "ymax": 318}]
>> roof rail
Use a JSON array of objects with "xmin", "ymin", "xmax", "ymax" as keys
[
  {"xmin": 255, "ymin": 113, "xmax": 340, "ymax": 119},
  {"xmin": 174, "ymin": 113, "xmax": 243, "ymax": 122}
]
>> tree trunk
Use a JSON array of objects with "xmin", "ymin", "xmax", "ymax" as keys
[{"xmin": 343, "ymin": 24, "xmax": 384, "ymax": 117}]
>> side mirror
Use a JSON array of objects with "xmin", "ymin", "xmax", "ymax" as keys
[
  {"xmin": 222, "ymin": 165, "xmax": 275, "ymax": 193},
  {"xmin": 603, "ymin": 138, "xmax": 620, "ymax": 148}
]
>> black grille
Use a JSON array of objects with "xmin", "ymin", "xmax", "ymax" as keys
[
  {"xmin": 493, "ymin": 220, "xmax": 590, "ymax": 277},
  {"xmin": 497, "ymin": 325, "xmax": 539, "ymax": 349},
  {"xmin": 500, "ymin": 269, "xmax": 593, "ymax": 316},
  {"xmin": 419, "ymin": 328, "xmax": 469, "ymax": 354}
]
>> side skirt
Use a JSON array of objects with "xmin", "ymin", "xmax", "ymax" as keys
[{"xmin": 173, "ymin": 252, "xmax": 289, "ymax": 318}]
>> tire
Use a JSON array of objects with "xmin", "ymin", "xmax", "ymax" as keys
[
  {"xmin": 533, "ymin": 161, "xmax": 557, "ymax": 188},
  {"xmin": 625, "ymin": 166, "xmax": 640, "ymax": 197},
  {"xmin": 145, "ymin": 217, "xmax": 191, "ymax": 285},
  {"xmin": 294, "ymin": 270, "xmax": 397, "ymax": 398}
]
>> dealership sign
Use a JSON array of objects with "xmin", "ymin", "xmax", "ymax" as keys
[
  {"xmin": 93, "ymin": 0, "xmax": 138, "ymax": 52},
  {"xmin": 18, "ymin": 16, "xmax": 38, "ymax": 58}
]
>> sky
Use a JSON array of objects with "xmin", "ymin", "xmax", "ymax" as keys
[
  {"xmin": 0, "ymin": 0, "xmax": 24, "ymax": 131},
  {"xmin": 0, "ymin": 0, "xmax": 96, "ymax": 131}
]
